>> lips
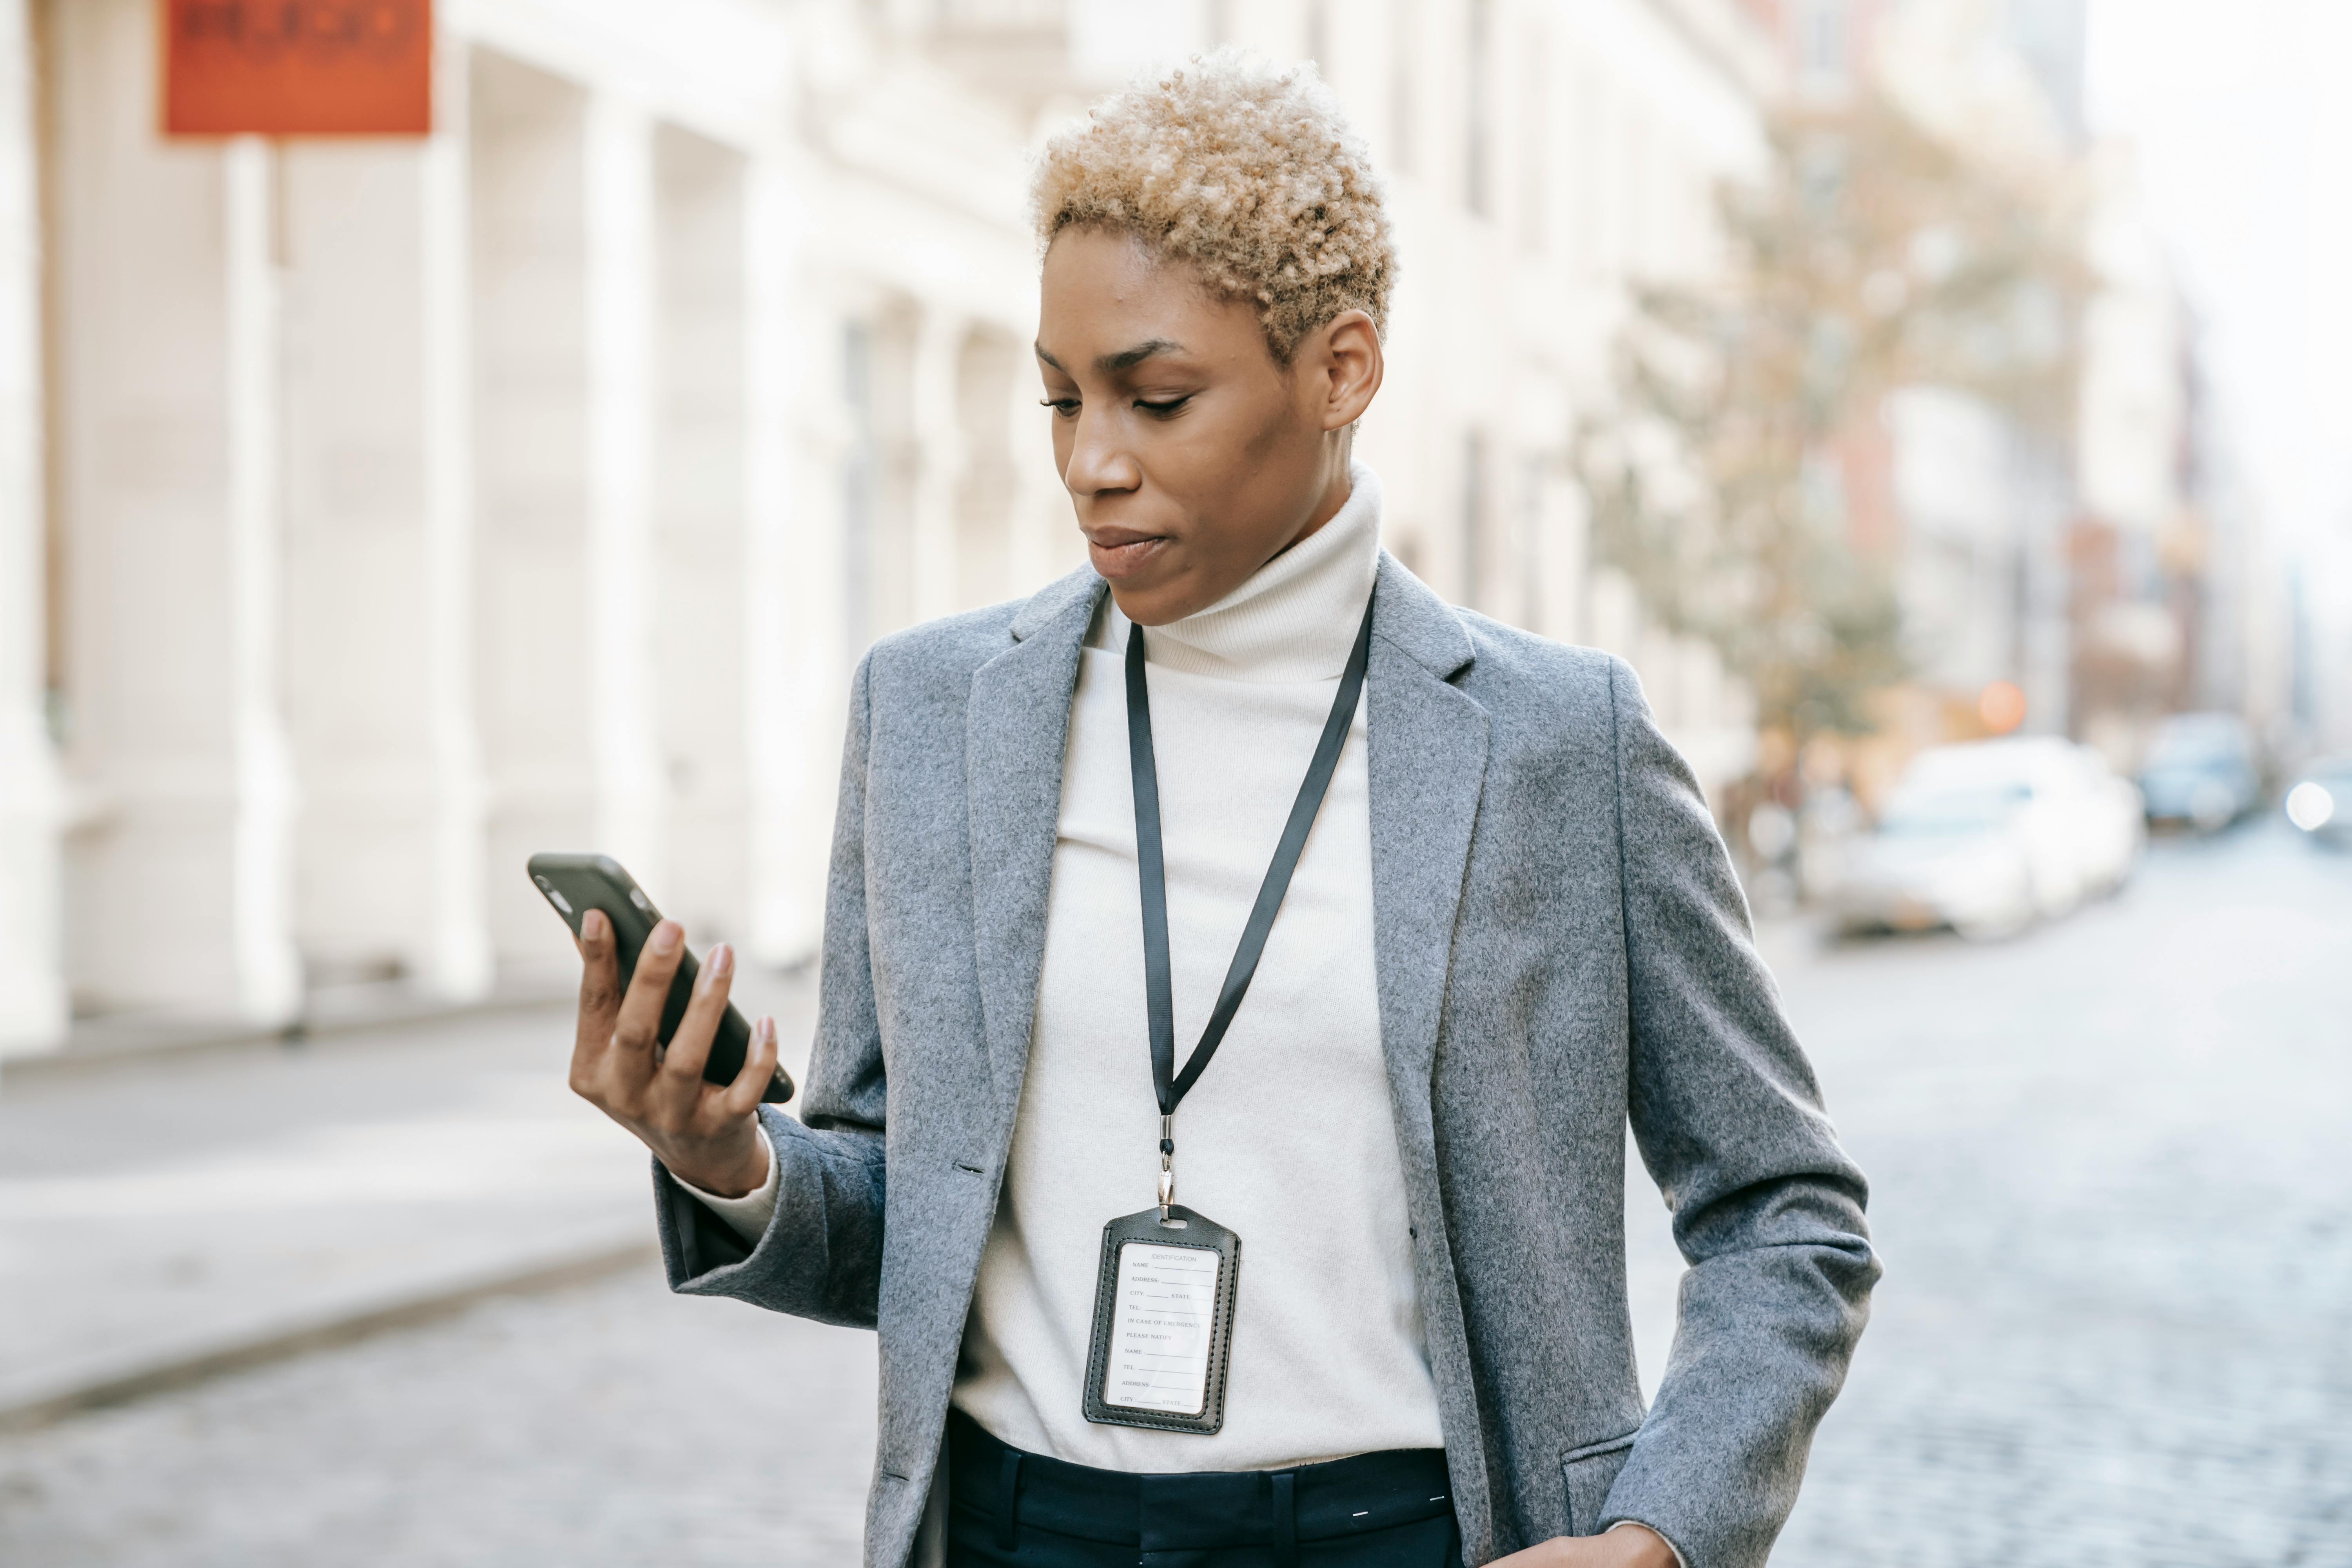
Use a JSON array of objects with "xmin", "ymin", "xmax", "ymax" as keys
[{"xmin": 1085, "ymin": 528, "xmax": 1167, "ymax": 579}]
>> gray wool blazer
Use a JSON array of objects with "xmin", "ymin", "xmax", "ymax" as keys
[{"xmin": 653, "ymin": 555, "xmax": 1878, "ymax": 1568}]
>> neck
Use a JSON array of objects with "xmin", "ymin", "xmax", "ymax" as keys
[{"xmin": 1283, "ymin": 440, "xmax": 1356, "ymax": 556}]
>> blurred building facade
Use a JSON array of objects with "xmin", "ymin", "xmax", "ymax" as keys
[
  {"xmin": 1848, "ymin": 0, "xmax": 2087, "ymax": 759},
  {"xmin": 1744, "ymin": 0, "xmax": 2287, "ymax": 791},
  {"xmin": 4, "ymin": 0, "xmax": 1058, "ymax": 1047},
  {"xmin": 0, "ymin": 0, "xmax": 1777, "ymax": 1053}
]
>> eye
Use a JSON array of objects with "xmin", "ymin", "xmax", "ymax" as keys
[
  {"xmin": 1040, "ymin": 396, "xmax": 1080, "ymax": 418},
  {"xmin": 1134, "ymin": 396, "xmax": 1192, "ymax": 417}
]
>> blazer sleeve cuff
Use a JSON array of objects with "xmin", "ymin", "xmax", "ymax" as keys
[
  {"xmin": 652, "ymin": 1106, "xmax": 788, "ymax": 1287},
  {"xmin": 666, "ymin": 1130, "xmax": 780, "ymax": 1243}
]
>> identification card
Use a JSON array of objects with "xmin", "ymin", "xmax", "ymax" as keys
[{"xmin": 1081, "ymin": 1205, "xmax": 1241, "ymax": 1435}]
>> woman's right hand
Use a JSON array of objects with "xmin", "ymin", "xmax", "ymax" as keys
[{"xmin": 567, "ymin": 909, "xmax": 779, "ymax": 1198}]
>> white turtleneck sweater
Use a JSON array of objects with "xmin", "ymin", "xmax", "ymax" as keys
[{"xmin": 691, "ymin": 467, "xmax": 1445, "ymax": 1471}]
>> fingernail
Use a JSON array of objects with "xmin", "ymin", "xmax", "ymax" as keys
[
  {"xmin": 651, "ymin": 920, "xmax": 681, "ymax": 955},
  {"xmin": 581, "ymin": 909, "xmax": 605, "ymax": 941},
  {"xmin": 759, "ymin": 1015, "xmax": 776, "ymax": 1045},
  {"xmin": 708, "ymin": 943, "xmax": 733, "ymax": 980}
]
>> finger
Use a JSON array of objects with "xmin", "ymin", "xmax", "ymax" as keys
[
  {"xmin": 612, "ymin": 918, "xmax": 688, "ymax": 1058},
  {"xmin": 569, "ymin": 909, "xmax": 623, "ymax": 1088},
  {"xmin": 719, "ymin": 1014, "xmax": 780, "ymax": 1119},
  {"xmin": 657, "ymin": 941, "xmax": 734, "ymax": 1089},
  {"xmin": 575, "ymin": 909, "xmax": 619, "ymax": 1020}
]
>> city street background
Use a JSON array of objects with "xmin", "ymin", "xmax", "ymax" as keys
[
  {"xmin": 4, "ymin": 0, "xmax": 2352, "ymax": 1564},
  {"xmin": 4, "ymin": 824, "xmax": 2347, "ymax": 1566}
]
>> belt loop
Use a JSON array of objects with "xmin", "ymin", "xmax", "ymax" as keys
[
  {"xmin": 996, "ymin": 1449, "xmax": 1023, "ymax": 1552},
  {"xmin": 1273, "ymin": 1470, "xmax": 1297, "ymax": 1568}
]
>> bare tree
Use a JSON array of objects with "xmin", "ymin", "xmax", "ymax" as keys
[{"xmin": 1577, "ymin": 92, "xmax": 2083, "ymax": 742}]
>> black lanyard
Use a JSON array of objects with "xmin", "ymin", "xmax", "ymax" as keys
[{"xmin": 1123, "ymin": 593, "xmax": 1376, "ymax": 1145}]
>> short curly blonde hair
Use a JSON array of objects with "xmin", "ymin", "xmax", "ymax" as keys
[{"xmin": 1032, "ymin": 51, "xmax": 1395, "ymax": 361}]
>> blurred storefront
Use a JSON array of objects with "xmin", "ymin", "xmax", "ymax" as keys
[{"xmin": 0, "ymin": 0, "xmax": 1776, "ymax": 1053}]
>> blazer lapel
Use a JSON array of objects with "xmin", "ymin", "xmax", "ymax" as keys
[
  {"xmin": 966, "ymin": 568, "xmax": 1105, "ymax": 1129},
  {"xmin": 1366, "ymin": 554, "xmax": 1489, "ymax": 1100},
  {"xmin": 1364, "ymin": 554, "xmax": 1497, "ymax": 1559}
]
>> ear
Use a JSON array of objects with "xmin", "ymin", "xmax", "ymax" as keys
[{"xmin": 1310, "ymin": 310, "xmax": 1384, "ymax": 431}]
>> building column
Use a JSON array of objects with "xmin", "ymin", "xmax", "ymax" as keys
[
  {"xmin": 51, "ymin": 0, "xmax": 299, "ymax": 1020},
  {"xmin": 1009, "ymin": 352, "xmax": 1086, "ymax": 593},
  {"xmin": 582, "ymin": 94, "xmax": 665, "ymax": 885},
  {"xmin": 742, "ymin": 153, "xmax": 826, "ymax": 965},
  {"xmin": 469, "ymin": 53, "xmax": 592, "ymax": 970},
  {"xmin": 908, "ymin": 312, "xmax": 965, "ymax": 620},
  {"xmin": 1533, "ymin": 460, "xmax": 1588, "ymax": 645},
  {"xmin": 649, "ymin": 127, "xmax": 751, "ymax": 941},
  {"xmin": 0, "ymin": 0, "xmax": 64, "ymax": 1053},
  {"xmin": 418, "ymin": 35, "xmax": 492, "ymax": 998},
  {"xmin": 223, "ymin": 137, "xmax": 302, "ymax": 1024}
]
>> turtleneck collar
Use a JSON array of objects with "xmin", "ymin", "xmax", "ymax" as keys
[{"xmin": 1092, "ymin": 465, "xmax": 1382, "ymax": 683}]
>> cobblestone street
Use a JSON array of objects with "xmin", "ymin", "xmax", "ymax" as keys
[
  {"xmin": 1764, "ymin": 822, "xmax": 2352, "ymax": 1567},
  {"xmin": 2, "ymin": 824, "xmax": 2347, "ymax": 1566}
]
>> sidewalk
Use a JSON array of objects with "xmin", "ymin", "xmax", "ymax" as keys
[
  {"xmin": 0, "ymin": 916, "xmax": 1801, "ymax": 1431},
  {"xmin": 0, "ymin": 964, "xmax": 818, "ymax": 1427},
  {"xmin": 1, "ymin": 971, "xmax": 579, "ymax": 1084}
]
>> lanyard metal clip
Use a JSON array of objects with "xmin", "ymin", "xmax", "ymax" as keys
[{"xmin": 1157, "ymin": 1113, "xmax": 1175, "ymax": 1223}]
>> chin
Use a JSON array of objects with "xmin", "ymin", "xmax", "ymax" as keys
[{"xmin": 1105, "ymin": 577, "xmax": 1201, "ymax": 627}]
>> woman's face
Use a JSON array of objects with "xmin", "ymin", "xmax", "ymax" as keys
[{"xmin": 1035, "ymin": 227, "xmax": 1382, "ymax": 625}]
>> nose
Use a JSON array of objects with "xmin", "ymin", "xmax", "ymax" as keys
[{"xmin": 1060, "ymin": 404, "xmax": 1142, "ymax": 500}]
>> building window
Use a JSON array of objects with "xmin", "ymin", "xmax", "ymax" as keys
[
  {"xmin": 1571, "ymin": 62, "xmax": 1603, "ymax": 276},
  {"xmin": 1621, "ymin": 109, "xmax": 1648, "ymax": 278},
  {"xmin": 1798, "ymin": 0, "xmax": 1850, "ymax": 93},
  {"xmin": 1517, "ymin": 453, "xmax": 1548, "ymax": 630},
  {"xmin": 1519, "ymin": 29, "xmax": 1549, "ymax": 253},
  {"xmin": 842, "ymin": 320, "xmax": 875, "ymax": 655},
  {"xmin": 1465, "ymin": 0, "xmax": 1492, "ymax": 216},
  {"xmin": 1390, "ymin": 0, "xmax": 1416, "ymax": 175},
  {"xmin": 1461, "ymin": 430, "xmax": 1488, "ymax": 606}
]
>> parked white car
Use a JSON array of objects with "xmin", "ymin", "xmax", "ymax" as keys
[
  {"xmin": 1830, "ymin": 737, "xmax": 2143, "ymax": 940},
  {"xmin": 2139, "ymin": 712, "xmax": 2263, "ymax": 831}
]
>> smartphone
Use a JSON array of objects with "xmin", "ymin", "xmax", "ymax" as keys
[{"xmin": 526, "ymin": 852, "xmax": 793, "ymax": 1105}]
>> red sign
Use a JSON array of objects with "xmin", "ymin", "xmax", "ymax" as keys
[{"xmin": 163, "ymin": 0, "xmax": 432, "ymax": 136}]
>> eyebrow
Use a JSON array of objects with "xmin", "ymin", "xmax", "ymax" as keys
[{"xmin": 1033, "ymin": 338, "xmax": 1188, "ymax": 374}]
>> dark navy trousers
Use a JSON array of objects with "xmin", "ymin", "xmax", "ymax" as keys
[{"xmin": 944, "ymin": 1410, "xmax": 1464, "ymax": 1568}]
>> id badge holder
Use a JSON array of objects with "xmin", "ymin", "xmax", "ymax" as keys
[{"xmin": 1081, "ymin": 1204, "xmax": 1241, "ymax": 1435}]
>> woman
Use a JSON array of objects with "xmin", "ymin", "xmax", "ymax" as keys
[{"xmin": 569, "ymin": 54, "xmax": 1876, "ymax": 1568}]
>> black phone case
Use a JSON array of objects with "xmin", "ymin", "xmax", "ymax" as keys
[{"xmin": 526, "ymin": 852, "xmax": 793, "ymax": 1105}]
